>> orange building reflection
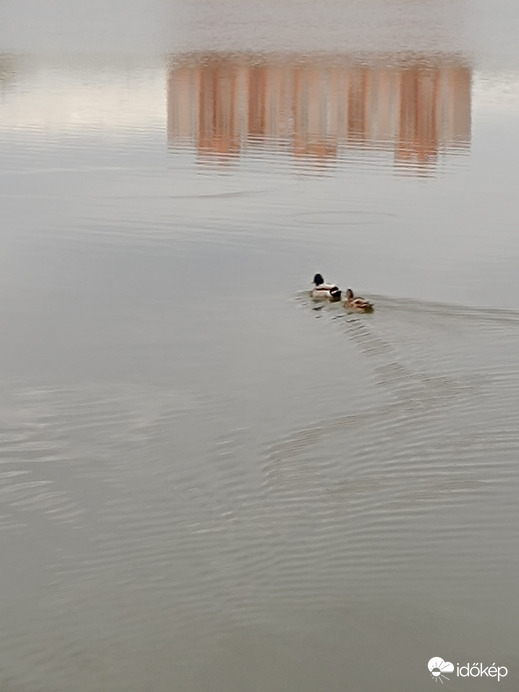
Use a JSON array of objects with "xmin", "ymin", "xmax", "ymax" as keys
[{"xmin": 167, "ymin": 53, "xmax": 471, "ymax": 173}]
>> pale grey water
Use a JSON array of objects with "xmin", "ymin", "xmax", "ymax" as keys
[{"xmin": 1, "ymin": 1, "xmax": 519, "ymax": 691}]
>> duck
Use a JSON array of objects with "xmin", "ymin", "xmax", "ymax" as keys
[
  {"xmin": 344, "ymin": 288, "xmax": 374, "ymax": 313},
  {"xmin": 311, "ymin": 273, "xmax": 342, "ymax": 301}
]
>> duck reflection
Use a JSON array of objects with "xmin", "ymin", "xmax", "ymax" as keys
[{"xmin": 167, "ymin": 53, "xmax": 471, "ymax": 173}]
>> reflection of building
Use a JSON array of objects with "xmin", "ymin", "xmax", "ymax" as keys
[
  {"xmin": 0, "ymin": 55, "xmax": 22, "ymax": 93},
  {"xmin": 167, "ymin": 54, "xmax": 471, "ymax": 172}
]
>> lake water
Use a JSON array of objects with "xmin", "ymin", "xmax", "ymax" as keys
[{"xmin": 1, "ymin": 1, "xmax": 519, "ymax": 690}]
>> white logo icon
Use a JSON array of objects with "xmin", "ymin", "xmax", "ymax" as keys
[{"xmin": 428, "ymin": 657, "xmax": 455, "ymax": 684}]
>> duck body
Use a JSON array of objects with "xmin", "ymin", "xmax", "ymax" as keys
[
  {"xmin": 311, "ymin": 273, "xmax": 342, "ymax": 302},
  {"xmin": 344, "ymin": 288, "xmax": 374, "ymax": 313}
]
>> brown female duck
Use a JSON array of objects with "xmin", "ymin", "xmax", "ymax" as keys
[{"xmin": 344, "ymin": 288, "xmax": 374, "ymax": 313}]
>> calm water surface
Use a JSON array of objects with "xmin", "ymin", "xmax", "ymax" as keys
[{"xmin": 1, "ymin": 1, "xmax": 519, "ymax": 690}]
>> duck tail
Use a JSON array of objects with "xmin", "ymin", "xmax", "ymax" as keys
[{"xmin": 330, "ymin": 287, "xmax": 342, "ymax": 300}]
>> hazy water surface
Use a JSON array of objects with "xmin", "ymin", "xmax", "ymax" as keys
[{"xmin": 1, "ymin": 1, "xmax": 519, "ymax": 691}]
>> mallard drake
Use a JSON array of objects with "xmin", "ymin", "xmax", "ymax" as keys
[
  {"xmin": 344, "ymin": 288, "xmax": 374, "ymax": 313},
  {"xmin": 311, "ymin": 273, "xmax": 342, "ymax": 301}
]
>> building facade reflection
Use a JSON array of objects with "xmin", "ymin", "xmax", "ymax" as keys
[{"xmin": 167, "ymin": 53, "xmax": 471, "ymax": 173}]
